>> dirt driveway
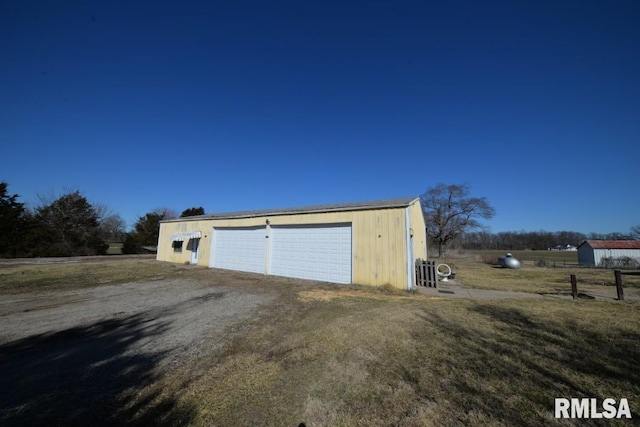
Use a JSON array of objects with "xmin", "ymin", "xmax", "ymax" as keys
[{"xmin": 0, "ymin": 275, "xmax": 275, "ymax": 426}]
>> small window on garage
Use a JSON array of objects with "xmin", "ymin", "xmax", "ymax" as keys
[{"xmin": 172, "ymin": 241, "xmax": 183, "ymax": 252}]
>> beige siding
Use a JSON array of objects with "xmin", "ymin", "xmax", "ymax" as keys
[
  {"xmin": 157, "ymin": 202, "xmax": 421, "ymax": 289},
  {"xmin": 156, "ymin": 219, "xmax": 214, "ymax": 265},
  {"xmin": 349, "ymin": 207, "xmax": 407, "ymax": 287},
  {"xmin": 408, "ymin": 201, "xmax": 427, "ymax": 261}
]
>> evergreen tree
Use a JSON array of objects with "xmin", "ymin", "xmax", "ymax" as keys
[
  {"xmin": 123, "ymin": 208, "xmax": 175, "ymax": 253},
  {"xmin": 0, "ymin": 182, "xmax": 27, "ymax": 257},
  {"xmin": 33, "ymin": 191, "xmax": 108, "ymax": 256},
  {"xmin": 180, "ymin": 206, "xmax": 205, "ymax": 217}
]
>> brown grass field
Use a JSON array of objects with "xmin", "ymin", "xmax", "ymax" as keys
[
  {"xmin": 1, "ymin": 256, "xmax": 638, "ymax": 426},
  {"xmin": 442, "ymin": 250, "xmax": 640, "ymax": 295},
  {"xmin": 106, "ymin": 242, "xmax": 124, "ymax": 255}
]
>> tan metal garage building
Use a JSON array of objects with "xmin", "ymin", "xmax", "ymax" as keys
[{"xmin": 156, "ymin": 197, "xmax": 427, "ymax": 290}]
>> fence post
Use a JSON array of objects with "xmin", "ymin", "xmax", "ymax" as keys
[
  {"xmin": 570, "ymin": 274, "xmax": 578, "ymax": 300},
  {"xmin": 430, "ymin": 260, "xmax": 438, "ymax": 288},
  {"xmin": 614, "ymin": 270, "xmax": 624, "ymax": 301},
  {"xmin": 416, "ymin": 259, "xmax": 424, "ymax": 287}
]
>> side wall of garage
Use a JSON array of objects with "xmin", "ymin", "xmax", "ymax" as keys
[
  {"xmin": 409, "ymin": 201, "xmax": 428, "ymax": 262},
  {"xmin": 157, "ymin": 205, "xmax": 417, "ymax": 289}
]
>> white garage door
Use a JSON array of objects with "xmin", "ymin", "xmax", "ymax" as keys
[
  {"xmin": 270, "ymin": 224, "xmax": 352, "ymax": 284},
  {"xmin": 210, "ymin": 227, "xmax": 266, "ymax": 274}
]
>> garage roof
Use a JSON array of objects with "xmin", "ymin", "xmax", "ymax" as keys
[
  {"xmin": 579, "ymin": 240, "xmax": 640, "ymax": 250},
  {"xmin": 162, "ymin": 197, "xmax": 420, "ymax": 222}
]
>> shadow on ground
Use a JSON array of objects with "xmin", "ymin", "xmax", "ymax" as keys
[{"xmin": 0, "ymin": 312, "xmax": 195, "ymax": 426}]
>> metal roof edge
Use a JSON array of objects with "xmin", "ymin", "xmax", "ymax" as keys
[
  {"xmin": 160, "ymin": 196, "xmax": 420, "ymax": 223},
  {"xmin": 578, "ymin": 240, "xmax": 640, "ymax": 249}
]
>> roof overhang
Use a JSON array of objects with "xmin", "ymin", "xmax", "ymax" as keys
[{"xmin": 160, "ymin": 197, "xmax": 421, "ymax": 223}]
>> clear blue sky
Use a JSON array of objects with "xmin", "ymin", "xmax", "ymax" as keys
[{"xmin": 2, "ymin": 1, "xmax": 639, "ymax": 233}]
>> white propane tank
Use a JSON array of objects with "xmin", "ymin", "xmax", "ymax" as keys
[{"xmin": 498, "ymin": 253, "xmax": 521, "ymax": 269}]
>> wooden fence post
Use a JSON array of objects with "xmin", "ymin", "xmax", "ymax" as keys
[
  {"xmin": 614, "ymin": 270, "xmax": 624, "ymax": 301},
  {"xmin": 570, "ymin": 274, "xmax": 578, "ymax": 300}
]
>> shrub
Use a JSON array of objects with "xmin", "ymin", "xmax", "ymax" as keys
[
  {"xmin": 481, "ymin": 256, "xmax": 500, "ymax": 266},
  {"xmin": 599, "ymin": 256, "xmax": 640, "ymax": 269}
]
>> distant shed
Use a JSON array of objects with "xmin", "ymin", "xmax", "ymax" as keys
[
  {"xmin": 577, "ymin": 240, "xmax": 640, "ymax": 266},
  {"xmin": 156, "ymin": 197, "xmax": 427, "ymax": 290}
]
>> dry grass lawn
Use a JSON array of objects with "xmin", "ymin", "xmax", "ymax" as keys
[
  {"xmin": 441, "ymin": 255, "xmax": 640, "ymax": 295},
  {"xmin": 1, "ymin": 258, "xmax": 639, "ymax": 426},
  {"xmin": 0, "ymin": 258, "xmax": 182, "ymax": 294},
  {"xmin": 125, "ymin": 275, "xmax": 639, "ymax": 426},
  {"xmin": 135, "ymin": 290, "xmax": 639, "ymax": 426}
]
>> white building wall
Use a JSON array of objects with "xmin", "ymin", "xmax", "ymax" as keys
[{"xmin": 592, "ymin": 249, "xmax": 640, "ymax": 266}]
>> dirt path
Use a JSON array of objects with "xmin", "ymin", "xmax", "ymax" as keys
[{"xmin": 0, "ymin": 278, "xmax": 275, "ymax": 425}]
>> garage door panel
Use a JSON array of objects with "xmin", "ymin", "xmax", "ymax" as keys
[
  {"xmin": 211, "ymin": 227, "xmax": 265, "ymax": 274},
  {"xmin": 270, "ymin": 224, "xmax": 352, "ymax": 284}
]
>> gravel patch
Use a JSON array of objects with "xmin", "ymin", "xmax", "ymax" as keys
[{"xmin": 0, "ymin": 278, "xmax": 275, "ymax": 425}]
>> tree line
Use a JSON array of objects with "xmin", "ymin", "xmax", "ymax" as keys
[
  {"xmin": 420, "ymin": 183, "xmax": 639, "ymax": 257},
  {"xmin": 0, "ymin": 181, "xmax": 204, "ymax": 258},
  {"xmin": 449, "ymin": 230, "xmax": 637, "ymax": 251},
  {"xmin": 120, "ymin": 207, "xmax": 201, "ymax": 254},
  {"xmin": 3, "ymin": 180, "xmax": 637, "ymax": 258}
]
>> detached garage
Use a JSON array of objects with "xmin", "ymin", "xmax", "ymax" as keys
[{"xmin": 157, "ymin": 197, "xmax": 427, "ymax": 289}]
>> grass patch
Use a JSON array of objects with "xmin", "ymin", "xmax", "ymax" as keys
[
  {"xmin": 131, "ymin": 287, "xmax": 640, "ymax": 426},
  {"xmin": 5, "ymin": 259, "xmax": 639, "ymax": 425},
  {"xmin": 106, "ymin": 242, "xmax": 124, "ymax": 255},
  {"xmin": 439, "ymin": 257, "xmax": 640, "ymax": 294},
  {"xmin": 0, "ymin": 260, "xmax": 185, "ymax": 294},
  {"xmin": 464, "ymin": 249, "xmax": 579, "ymax": 265}
]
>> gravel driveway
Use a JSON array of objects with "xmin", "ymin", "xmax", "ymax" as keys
[{"xmin": 0, "ymin": 277, "xmax": 275, "ymax": 425}]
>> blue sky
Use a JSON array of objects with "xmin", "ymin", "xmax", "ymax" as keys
[{"xmin": 2, "ymin": 1, "xmax": 639, "ymax": 233}]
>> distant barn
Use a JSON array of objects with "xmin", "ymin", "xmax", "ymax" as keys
[{"xmin": 577, "ymin": 240, "xmax": 640, "ymax": 267}]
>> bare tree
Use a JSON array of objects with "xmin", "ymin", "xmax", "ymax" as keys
[
  {"xmin": 421, "ymin": 183, "xmax": 495, "ymax": 258},
  {"xmin": 153, "ymin": 207, "xmax": 178, "ymax": 220},
  {"xmin": 631, "ymin": 225, "xmax": 640, "ymax": 240},
  {"xmin": 93, "ymin": 203, "xmax": 112, "ymax": 222},
  {"xmin": 99, "ymin": 214, "xmax": 127, "ymax": 242}
]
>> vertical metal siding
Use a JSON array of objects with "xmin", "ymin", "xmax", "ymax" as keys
[
  {"xmin": 408, "ymin": 200, "xmax": 427, "ymax": 261},
  {"xmin": 577, "ymin": 243, "xmax": 640, "ymax": 266},
  {"xmin": 593, "ymin": 249, "xmax": 640, "ymax": 266},
  {"xmin": 405, "ymin": 207, "xmax": 413, "ymax": 290},
  {"xmin": 577, "ymin": 245, "xmax": 595, "ymax": 265},
  {"xmin": 157, "ymin": 206, "xmax": 412, "ymax": 288},
  {"xmin": 157, "ymin": 221, "xmax": 208, "ymax": 265}
]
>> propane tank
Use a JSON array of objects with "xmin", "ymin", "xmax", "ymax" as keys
[{"xmin": 498, "ymin": 253, "xmax": 521, "ymax": 269}]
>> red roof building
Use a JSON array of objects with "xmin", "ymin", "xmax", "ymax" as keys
[
  {"xmin": 579, "ymin": 240, "xmax": 640, "ymax": 250},
  {"xmin": 577, "ymin": 240, "xmax": 640, "ymax": 266}
]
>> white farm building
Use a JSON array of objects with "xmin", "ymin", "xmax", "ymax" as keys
[{"xmin": 577, "ymin": 240, "xmax": 640, "ymax": 267}]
